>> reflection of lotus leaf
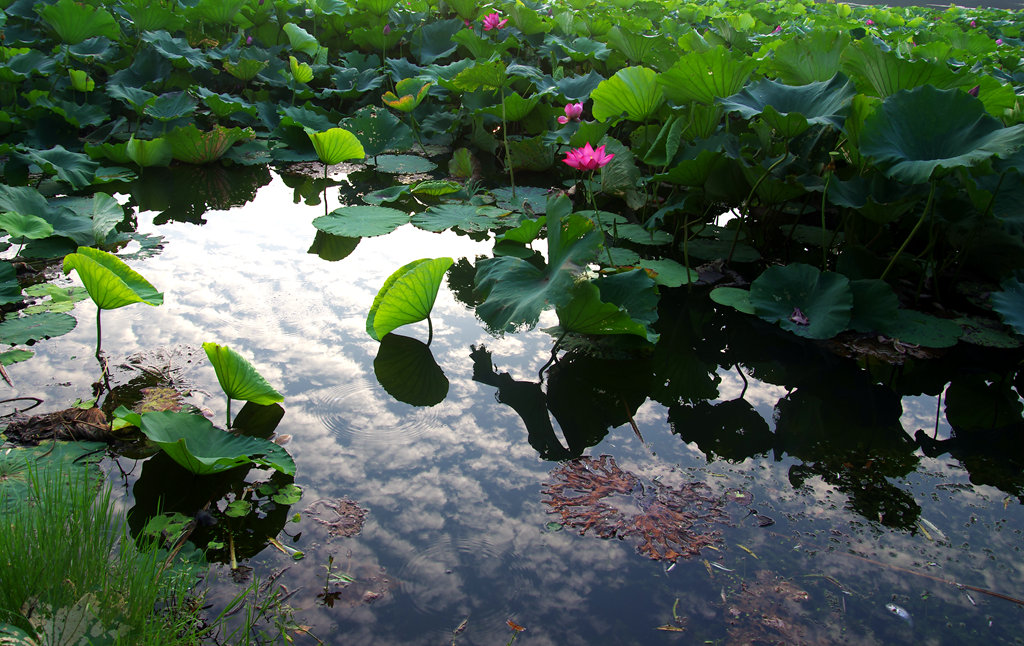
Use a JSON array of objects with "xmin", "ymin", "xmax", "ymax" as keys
[
  {"xmin": 305, "ymin": 497, "xmax": 367, "ymax": 539},
  {"xmin": 541, "ymin": 455, "xmax": 730, "ymax": 562}
]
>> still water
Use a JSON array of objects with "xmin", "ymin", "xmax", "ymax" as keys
[{"xmin": 10, "ymin": 164, "xmax": 1024, "ymax": 645}]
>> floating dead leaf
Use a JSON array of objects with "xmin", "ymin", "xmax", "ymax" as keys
[
  {"xmin": 726, "ymin": 571, "xmax": 819, "ymax": 646},
  {"xmin": 317, "ymin": 564, "xmax": 396, "ymax": 608},
  {"xmin": 541, "ymin": 455, "xmax": 729, "ymax": 562},
  {"xmin": 305, "ymin": 497, "xmax": 367, "ymax": 539},
  {"xmin": 3, "ymin": 407, "xmax": 109, "ymax": 445},
  {"xmin": 137, "ymin": 387, "xmax": 184, "ymax": 413}
]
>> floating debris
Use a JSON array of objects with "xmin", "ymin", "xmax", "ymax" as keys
[
  {"xmin": 3, "ymin": 406, "xmax": 109, "ymax": 445},
  {"xmin": 540, "ymin": 455, "xmax": 730, "ymax": 562},
  {"xmin": 726, "ymin": 571, "xmax": 815, "ymax": 645},
  {"xmin": 886, "ymin": 602, "xmax": 913, "ymax": 627},
  {"xmin": 305, "ymin": 498, "xmax": 367, "ymax": 539},
  {"xmin": 711, "ymin": 562, "xmax": 735, "ymax": 572}
]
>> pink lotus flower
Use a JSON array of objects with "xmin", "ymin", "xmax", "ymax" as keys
[
  {"xmin": 970, "ymin": 20, "xmax": 976, "ymax": 27},
  {"xmin": 557, "ymin": 102, "xmax": 584, "ymax": 125},
  {"xmin": 562, "ymin": 143, "xmax": 614, "ymax": 171},
  {"xmin": 996, "ymin": 38, "xmax": 1003, "ymax": 45},
  {"xmin": 772, "ymin": 25, "xmax": 782, "ymax": 34},
  {"xmin": 483, "ymin": 12, "xmax": 507, "ymax": 31},
  {"xmin": 865, "ymin": 18, "xmax": 874, "ymax": 25}
]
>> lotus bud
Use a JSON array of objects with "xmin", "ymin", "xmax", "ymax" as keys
[
  {"xmin": 968, "ymin": 85, "xmax": 980, "ymax": 97},
  {"xmin": 383, "ymin": 23, "xmax": 391, "ymax": 35}
]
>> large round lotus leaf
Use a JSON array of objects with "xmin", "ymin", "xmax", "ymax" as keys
[
  {"xmin": 0, "ymin": 312, "xmax": 77, "ymax": 345},
  {"xmin": 591, "ymin": 66, "xmax": 665, "ymax": 123},
  {"xmin": 373, "ymin": 333, "xmax": 449, "ymax": 406},
  {"xmin": 613, "ymin": 223, "xmax": 673, "ymax": 246},
  {"xmin": 860, "ymin": 86, "xmax": 1024, "ymax": 184},
  {"xmin": 953, "ymin": 316, "xmax": 1020, "ymax": 349},
  {"xmin": 366, "ymin": 257, "xmax": 454, "ymax": 341},
  {"xmin": 848, "ymin": 278, "xmax": 899, "ymax": 333},
  {"xmin": 371, "ymin": 154, "xmax": 438, "ymax": 174},
  {"xmin": 749, "ymin": 263, "xmax": 852, "ymax": 339},
  {"xmin": 878, "ymin": 310, "xmax": 962, "ymax": 348},
  {"xmin": 990, "ymin": 279, "xmax": 1024, "ymax": 336},
  {"xmin": 313, "ymin": 206, "xmax": 410, "ymax": 238},
  {"xmin": 717, "ymin": 73, "xmax": 855, "ymax": 137}
]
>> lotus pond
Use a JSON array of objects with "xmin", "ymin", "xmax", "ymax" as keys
[{"xmin": 2, "ymin": 0, "xmax": 1024, "ymax": 643}]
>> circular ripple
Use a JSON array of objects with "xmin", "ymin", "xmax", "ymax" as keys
[
  {"xmin": 395, "ymin": 534, "xmax": 533, "ymax": 628},
  {"xmin": 308, "ymin": 379, "xmax": 443, "ymax": 444}
]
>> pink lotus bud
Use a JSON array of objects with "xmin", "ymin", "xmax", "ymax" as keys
[
  {"xmin": 866, "ymin": 19, "xmax": 874, "ymax": 25},
  {"xmin": 968, "ymin": 85, "xmax": 980, "ymax": 97},
  {"xmin": 383, "ymin": 24, "xmax": 391, "ymax": 35},
  {"xmin": 996, "ymin": 38, "xmax": 1003, "ymax": 45},
  {"xmin": 970, "ymin": 20, "xmax": 976, "ymax": 27},
  {"xmin": 556, "ymin": 102, "xmax": 584, "ymax": 124},
  {"xmin": 773, "ymin": 25, "xmax": 782, "ymax": 34}
]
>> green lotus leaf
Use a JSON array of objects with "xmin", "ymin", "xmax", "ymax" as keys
[
  {"xmin": 0, "ymin": 349, "xmax": 34, "ymax": 366},
  {"xmin": 366, "ymin": 257, "xmax": 454, "ymax": 341},
  {"xmin": 840, "ymin": 39, "xmax": 973, "ymax": 99},
  {"xmin": 144, "ymin": 92, "xmax": 198, "ymax": 121},
  {"xmin": 122, "ymin": 2, "xmax": 184, "ymax": 32},
  {"xmin": 382, "ymin": 79, "xmax": 432, "ymax": 113},
  {"xmin": 658, "ymin": 45, "xmax": 757, "ymax": 106},
  {"xmin": 749, "ymin": 263, "xmax": 852, "ymax": 339},
  {"xmin": 635, "ymin": 258, "xmax": 699, "ymax": 287},
  {"xmin": 0, "ymin": 212, "xmax": 53, "ymax": 240},
  {"xmin": 373, "ymin": 333, "xmax": 449, "ymax": 406},
  {"xmin": 411, "ymin": 180, "xmax": 461, "ymax": 196},
  {"xmin": 223, "ymin": 58, "xmax": 268, "ymax": 82},
  {"xmin": 62, "ymin": 246, "xmax": 162, "ymax": 312},
  {"xmin": 452, "ymin": 60, "xmax": 508, "ymax": 92},
  {"xmin": 167, "ymin": 124, "xmax": 255, "ymax": 165},
  {"xmin": 194, "ymin": 87, "xmax": 258, "ymax": 118},
  {"xmin": 16, "ymin": 146, "xmax": 99, "ymax": 191},
  {"xmin": 848, "ymin": 278, "xmax": 900, "ymax": 333},
  {"xmin": 341, "ymin": 106, "xmax": 414, "ymax": 158},
  {"xmin": 140, "ymin": 31, "xmax": 211, "ymax": 70},
  {"xmin": 717, "ymin": 73, "xmax": 855, "ymax": 137},
  {"xmin": 412, "ymin": 204, "xmax": 502, "ymax": 233},
  {"xmin": 107, "ymin": 84, "xmax": 157, "ymax": 113},
  {"xmin": 313, "ymin": 206, "xmax": 410, "ymax": 238},
  {"xmin": 991, "ymin": 278, "xmax": 1024, "ymax": 336},
  {"xmin": 591, "ymin": 66, "xmax": 664, "ymax": 123},
  {"xmin": 362, "ymin": 186, "xmax": 412, "ymax": 205},
  {"xmin": 547, "ymin": 279, "xmax": 647, "ymax": 339},
  {"xmin": 126, "ymin": 136, "xmax": 173, "ymax": 168},
  {"xmin": 68, "ymin": 69, "xmax": 94, "ymax": 92},
  {"xmin": 282, "ymin": 23, "xmax": 323, "ymax": 58},
  {"xmin": 605, "ymin": 26, "xmax": 675, "ymax": 69},
  {"xmin": 193, "ymin": 0, "xmax": 247, "ymax": 23},
  {"xmin": 479, "ymin": 91, "xmax": 540, "ymax": 122},
  {"xmin": 371, "ymin": 154, "xmax": 437, "ymax": 174},
  {"xmin": 860, "ymin": 86, "xmax": 1024, "ymax": 184},
  {"xmin": 709, "ymin": 286, "xmax": 755, "ymax": 315},
  {"xmin": 760, "ymin": 30, "xmax": 849, "ymax": 85},
  {"xmin": 289, "ymin": 55, "xmax": 314, "ymax": 84},
  {"xmin": 878, "ymin": 310, "xmax": 962, "ymax": 348},
  {"xmin": 114, "ymin": 409, "xmax": 294, "ymax": 476},
  {"xmin": 0, "ymin": 263, "xmax": 20, "ymax": 306},
  {"xmin": 306, "ymin": 127, "xmax": 365, "ymax": 165},
  {"xmin": 410, "ymin": 18, "xmax": 462, "ymax": 64},
  {"xmin": 595, "ymin": 268, "xmax": 660, "ymax": 333},
  {"xmin": 475, "ymin": 193, "xmax": 601, "ymax": 332},
  {"xmin": 203, "ymin": 342, "xmax": 284, "ymax": 406},
  {"xmin": 0, "ymin": 312, "xmax": 77, "ymax": 345},
  {"xmin": 37, "ymin": 0, "xmax": 120, "ymax": 44},
  {"xmin": 84, "ymin": 142, "xmax": 132, "ymax": 165}
]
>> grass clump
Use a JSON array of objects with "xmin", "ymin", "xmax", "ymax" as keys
[{"xmin": 0, "ymin": 448, "xmax": 207, "ymax": 645}]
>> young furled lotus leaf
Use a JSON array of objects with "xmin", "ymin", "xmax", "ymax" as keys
[
  {"xmin": 126, "ymin": 136, "xmax": 173, "ymax": 168},
  {"xmin": 452, "ymin": 60, "xmax": 508, "ymax": 92},
  {"xmin": 382, "ymin": 79, "xmax": 432, "ymax": 113},
  {"xmin": 166, "ymin": 124, "xmax": 255, "ymax": 165},
  {"xmin": 223, "ymin": 58, "xmax": 268, "ymax": 82},
  {"xmin": 283, "ymin": 23, "xmax": 324, "ymax": 58},
  {"xmin": 289, "ymin": 55, "xmax": 314, "ymax": 84},
  {"xmin": 306, "ymin": 127, "xmax": 366, "ymax": 165},
  {"xmin": 62, "ymin": 246, "xmax": 163, "ymax": 311},
  {"xmin": 114, "ymin": 408, "xmax": 295, "ymax": 476},
  {"xmin": 366, "ymin": 257, "xmax": 454, "ymax": 341},
  {"xmin": 203, "ymin": 342, "xmax": 284, "ymax": 407},
  {"xmin": 748, "ymin": 263, "xmax": 852, "ymax": 340},
  {"xmin": 859, "ymin": 86, "xmax": 1024, "ymax": 185},
  {"xmin": 37, "ymin": 0, "xmax": 120, "ymax": 44},
  {"xmin": 591, "ymin": 67, "xmax": 665, "ymax": 123},
  {"xmin": 68, "ymin": 69, "xmax": 94, "ymax": 93},
  {"xmin": 657, "ymin": 45, "xmax": 757, "ymax": 106}
]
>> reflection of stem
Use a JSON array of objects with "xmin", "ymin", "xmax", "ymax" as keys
[
  {"xmin": 735, "ymin": 362, "xmax": 748, "ymax": 399},
  {"xmin": 95, "ymin": 308, "xmax": 110, "ymax": 396},
  {"xmin": 226, "ymin": 397, "xmax": 233, "ymax": 429},
  {"xmin": 623, "ymin": 400, "xmax": 644, "ymax": 443},
  {"xmin": 427, "ymin": 315, "xmax": 433, "ymax": 346},
  {"xmin": 229, "ymin": 532, "xmax": 237, "ymax": 570},
  {"xmin": 880, "ymin": 181, "xmax": 935, "ymax": 281}
]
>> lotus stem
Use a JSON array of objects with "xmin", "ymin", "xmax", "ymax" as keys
[
  {"xmin": 226, "ymin": 397, "xmax": 232, "ymax": 429},
  {"xmin": 880, "ymin": 181, "xmax": 936, "ymax": 281},
  {"xmin": 729, "ymin": 152, "xmax": 788, "ymax": 265},
  {"xmin": 820, "ymin": 172, "xmax": 831, "ymax": 271},
  {"xmin": 501, "ymin": 87, "xmax": 516, "ymax": 201}
]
